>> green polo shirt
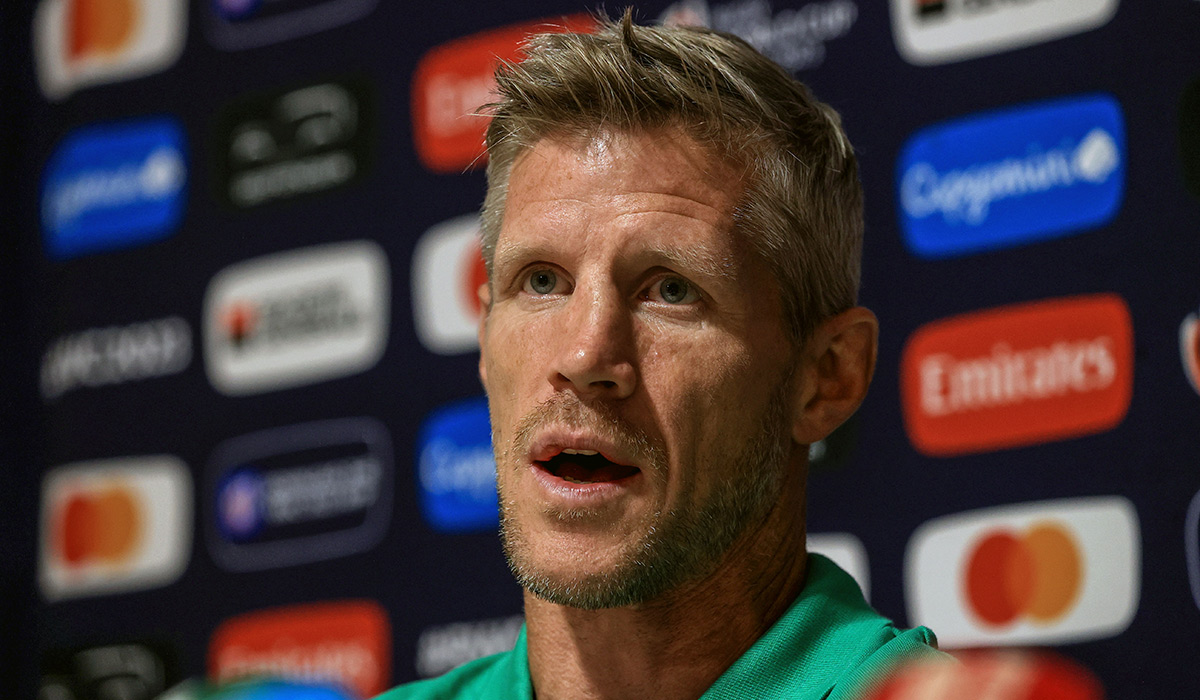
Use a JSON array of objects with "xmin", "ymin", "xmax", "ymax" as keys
[{"xmin": 377, "ymin": 554, "xmax": 946, "ymax": 700}]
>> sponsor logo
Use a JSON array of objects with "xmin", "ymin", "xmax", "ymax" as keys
[
  {"xmin": 1181, "ymin": 77, "xmax": 1200, "ymax": 200},
  {"xmin": 415, "ymin": 615, "xmax": 523, "ymax": 678},
  {"xmin": 900, "ymin": 294, "xmax": 1133, "ymax": 456},
  {"xmin": 40, "ymin": 316, "xmax": 192, "ymax": 401},
  {"xmin": 33, "ymin": 0, "xmax": 187, "ymax": 100},
  {"xmin": 41, "ymin": 117, "xmax": 188, "ymax": 259},
  {"xmin": 1186, "ymin": 488, "xmax": 1200, "ymax": 611},
  {"xmin": 660, "ymin": 0, "xmax": 858, "ymax": 73},
  {"xmin": 808, "ymin": 532, "xmax": 870, "ymax": 600},
  {"xmin": 205, "ymin": 418, "xmax": 392, "ymax": 571},
  {"xmin": 213, "ymin": 77, "xmax": 375, "ymax": 209},
  {"xmin": 410, "ymin": 15, "xmax": 595, "ymax": 173},
  {"xmin": 889, "ymin": 0, "xmax": 1118, "ymax": 66},
  {"xmin": 1182, "ymin": 304, "xmax": 1200, "ymax": 396},
  {"xmin": 905, "ymin": 496, "xmax": 1140, "ymax": 647},
  {"xmin": 417, "ymin": 397, "xmax": 497, "ymax": 533},
  {"xmin": 411, "ymin": 214, "xmax": 488, "ymax": 355},
  {"xmin": 897, "ymin": 94, "xmax": 1125, "ymax": 259},
  {"xmin": 863, "ymin": 650, "xmax": 1104, "ymax": 700},
  {"xmin": 208, "ymin": 600, "xmax": 390, "ymax": 698},
  {"xmin": 40, "ymin": 641, "xmax": 180, "ymax": 700},
  {"xmin": 38, "ymin": 456, "xmax": 191, "ymax": 601},
  {"xmin": 202, "ymin": 241, "xmax": 389, "ymax": 395},
  {"xmin": 203, "ymin": 0, "xmax": 379, "ymax": 51}
]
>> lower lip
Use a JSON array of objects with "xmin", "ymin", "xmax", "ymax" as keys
[{"xmin": 528, "ymin": 462, "xmax": 642, "ymax": 504}]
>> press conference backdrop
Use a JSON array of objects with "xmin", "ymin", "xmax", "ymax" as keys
[{"xmin": 5, "ymin": 1, "xmax": 1200, "ymax": 698}]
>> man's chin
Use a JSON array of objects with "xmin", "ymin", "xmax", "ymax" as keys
[
  {"xmin": 513, "ymin": 558, "xmax": 668, "ymax": 610},
  {"xmin": 501, "ymin": 525, "xmax": 668, "ymax": 609}
]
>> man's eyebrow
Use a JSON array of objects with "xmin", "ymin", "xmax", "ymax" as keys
[
  {"xmin": 493, "ymin": 241, "xmax": 734, "ymax": 279},
  {"xmin": 492, "ymin": 238, "xmax": 737, "ymax": 282},
  {"xmin": 645, "ymin": 245, "xmax": 734, "ymax": 282},
  {"xmin": 492, "ymin": 241, "xmax": 545, "ymax": 275}
]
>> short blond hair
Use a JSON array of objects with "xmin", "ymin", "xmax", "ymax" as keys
[{"xmin": 481, "ymin": 10, "xmax": 863, "ymax": 342}]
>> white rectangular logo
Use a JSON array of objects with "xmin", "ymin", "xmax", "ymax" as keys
[
  {"xmin": 905, "ymin": 496, "xmax": 1139, "ymax": 647},
  {"xmin": 203, "ymin": 241, "xmax": 389, "ymax": 395},
  {"xmin": 39, "ymin": 456, "xmax": 192, "ymax": 601},
  {"xmin": 889, "ymin": 0, "xmax": 1118, "ymax": 66},
  {"xmin": 411, "ymin": 214, "xmax": 487, "ymax": 356},
  {"xmin": 34, "ymin": 0, "xmax": 188, "ymax": 100}
]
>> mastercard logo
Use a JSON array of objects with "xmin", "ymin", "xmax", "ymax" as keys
[
  {"xmin": 54, "ymin": 484, "xmax": 143, "ymax": 566},
  {"xmin": 39, "ymin": 456, "xmax": 191, "ymax": 601},
  {"xmin": 905, "ymin": 497, "xmax": 1139, "ymax": 647},
  {"xmin": 963, "ymin": 523, "xmax": 1081, "ymax": 628},
  {"xmin": 34, "ymin": 0, "xmax": 187, "ymax": 101}
]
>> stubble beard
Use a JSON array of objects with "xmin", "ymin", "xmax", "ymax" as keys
[{"xmin": 496, "ymin": 385, "xmax": 793, "ymax": 610}]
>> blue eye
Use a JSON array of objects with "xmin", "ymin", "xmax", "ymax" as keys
[{"xmin": 527, "ymin": 269, "xmax": 558, "ymax": 294}]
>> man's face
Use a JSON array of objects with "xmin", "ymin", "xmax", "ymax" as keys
[{"xmin": 480, "ymin": 129, "xmax": 801, "ymax": 608}]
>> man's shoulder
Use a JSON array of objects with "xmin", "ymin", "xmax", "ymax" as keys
[{"xmin": 373, "ymin": 641, "xmax": 529, "ymax": 700}]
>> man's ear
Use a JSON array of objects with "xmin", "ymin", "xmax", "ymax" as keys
[
  {"xmin": 791, "ymin": 307, "xmax": 878, "ymax": 445},
  {"xmin": 477, "ymin": 282, "xmax": 492, "ymax": 390}
]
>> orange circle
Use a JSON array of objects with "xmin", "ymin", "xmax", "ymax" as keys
[
  {"xmin": 69, "ymin": 0, "xmax": 138, "ymax": 58},
  {"xmin": 1022, "ymin": 523, "xmax": 1082, "ymax": 623},
  {"xmin": 92, "ymin": 488, "xmax": 141, "ymax": 561}
]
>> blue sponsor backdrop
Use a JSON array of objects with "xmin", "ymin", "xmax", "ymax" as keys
[{"xmin": 5, "ymin": 1, "xmax": 1200, "ymax": 699}]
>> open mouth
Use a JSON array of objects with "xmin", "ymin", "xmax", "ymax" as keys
[{"xmin": 537, "ymin": 449, "xmax": 641, "ymax": 485}]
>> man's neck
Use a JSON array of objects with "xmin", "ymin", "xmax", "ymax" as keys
[{"xmin": 523, "ymin": 469, "xmax": 809, "ymax": 700}]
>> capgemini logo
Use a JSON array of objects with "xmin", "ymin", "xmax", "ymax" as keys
[
  {"xmin": 416, "ymin": 397, "xmax": 499, "ymax": 533},
  {"xmin": 44, "ymin": 146, "xmax": 186, "ymax": 233},
  {"xmin": 901, "ymin": 128, "xmax": 1119, "ymax": 226},
  {"xmin": 41, "ymin": 117, "xmax": 188, "ymax": 259},
  {"xmin": 896, "ymin": 94, "xmax": 1125, "ymax": 258}
]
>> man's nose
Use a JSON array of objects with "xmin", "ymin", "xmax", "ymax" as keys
[{"xmin": 549, "ymin": 287, "xmax": 637, "ymax": 400}]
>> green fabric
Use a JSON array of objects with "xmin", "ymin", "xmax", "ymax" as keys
[{"xmin": 376, "ymin": 554, "xmax": 946, "ymax": 700}]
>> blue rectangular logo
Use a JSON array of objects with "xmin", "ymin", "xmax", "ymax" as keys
[
  {"xmin": 897, "ymin": 94, "xmax": 1125, "ymax": 258},
  {"xmin": 41, "ymin": 117, "xmax": 187, "ymax": 259},
  {"xmin": 417, "ymin": 396, "xmax": 499, "ymax": 533}
]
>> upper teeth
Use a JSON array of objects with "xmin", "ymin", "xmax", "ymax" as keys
[{"xmin": 561, "ymin": 449, "xmax": 599, "ymax": 456}]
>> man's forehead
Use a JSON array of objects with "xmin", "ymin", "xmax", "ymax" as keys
[
  {"xmin": 501, "ymin": 145, "xmax": 746, "ymax": 262},
  {"xmin": 506, "ymin": 128, "xmax": 746, "ymax": 206}
]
